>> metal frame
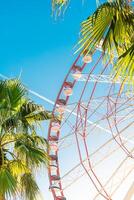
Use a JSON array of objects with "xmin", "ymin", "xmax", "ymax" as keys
[{"xmin": 47, "ymin": 52, "xmax": 134, "ymax": 200}]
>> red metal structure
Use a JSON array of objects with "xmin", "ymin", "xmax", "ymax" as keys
[{"xmin": 47, "ymin": 50, "xmax": 134, "ymax": 200}]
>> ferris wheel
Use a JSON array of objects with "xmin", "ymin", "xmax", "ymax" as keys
[{"xmin": 47, "ymin": 49, "xmax": 134, "ymax": 200}]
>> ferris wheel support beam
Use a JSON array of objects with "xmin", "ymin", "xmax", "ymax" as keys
[
  {"xmin": 123, "ymin": 182, "xmax": 134, "ymax": 200},
  {"xmin": 93, "ymin": 148, "xmax": 134, "ymax": 199},
  {"xmin": 79, "ymin": 74, "xmax": 134, "ymax": 85},
  {"xmin": 60, "ymin": 134, "xmax": 134, "ymax": 191},
  {"xmin": 73, "ymin": 58, "xmax": 113, "ymax": 200}
]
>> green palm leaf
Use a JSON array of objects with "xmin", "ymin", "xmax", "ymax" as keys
[
  {"xmin": 21, "ymin": 102, "xmax": 53, "ymax": 122},
  {"xmin": 0, "ymin": 79, "xmax": 26, "ymax": 111},
  {"xmin": 14, "ymin": 134, "xmax": 49, "ymax": 167},
  {"xmin": 77, "ymin": 0, "xmax": 134, "ymax": 86},
  {"xmin": 9, "ymin": 160, "xmax": 30, "ymax": 177},
  {"xmin": 0, "ymin": 78, "xmax": 53, "ymax": 199},
  {"xmin": 20, "ymin": 173, "xmax": 40, "ymax": 200},
  {"xmin": 52, "ymin": 0, "xmax": 69, "ymax": 17},
  {"xmin": 0, "ymin": 167, "xmax": 17, "ymax": 198},
  {"xmin": 113, "ymin": 43, "xmax": 134, "ymax": 84}
]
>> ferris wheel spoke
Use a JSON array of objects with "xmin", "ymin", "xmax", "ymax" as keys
[
  {"xmin": 106, "ymin": 92, "xmax": 134, "ymax": 155},
  {"xmin": 93, "ymin": 150, "xmax": 134, "ymax": 200},
  {"xmin": 60, "ymin": 133, "xmax": 134, "ymax": 191},
  {"xmin": 78, "ymin": 74, "xmax": 134, "ymax": 86},
  {"xmin": 123, "ymin": 182, "xmax": 134, "ymax": 200}
]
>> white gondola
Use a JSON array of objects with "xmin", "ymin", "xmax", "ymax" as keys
[
  {"xmin": 50, "ymin": 159, "xmax": 57, "ymax": 166},
  {"xmin": 63, "ymin": 82, "xmax": 73, "ymax": 96},
  {"xmin": 72, "ymin": 66, "xmax": 82, "ymax": 80},
  {"xmin": 51, "ymin": 122, "xmax": 60, "ymax": 132},
  {"xmin": 56, "ymin": 99, "xmax": 66, "ymax": 114},
  {"xmin": 50, "ymin": 142, "xmax": 58, "ymax": 150},
  {"xmin": 83, "ymin": 54, "xmax": 92, "ymax": 63},
  {"xmin": 56, "ymin": 105, "xmax": 65, "ymax": 114},
  {"xmin": 50, "ymin": 165, "xmax": 57, "ymax": 176}
]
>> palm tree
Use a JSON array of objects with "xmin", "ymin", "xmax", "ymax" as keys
[
  {"xmin": 51, "ymin": 0, "xmax": 134, "ymax": 86},
  {"xmin": 0, "ymin": 79, "xmax": 53, "ymax": 200},
  {"xmin": 77, "ymin": 0, "xmax": 134, "ymax": 85}
]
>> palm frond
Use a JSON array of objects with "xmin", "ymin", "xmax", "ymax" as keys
[
  {"xmin": 77, "ymin": 1, "xmax": 116, "ymax": 54},
  {"xmin": 14, "ymin": 134, "xmax": 49, "ymax": 167},
  {"xmin": 21, "ymin": 102, "xmax": 53, "ymax": 122},
  {"xmin": 113, "ymin": 43, "xmax": 134, "ymax": 85},
  {"xmin": 0, "ymin": 79, "xmax": 27, "ymax": 129},
  {"xmin": 77, "ymin": 0, "xmax": 134, "ymax": 86},
  {"xmin": 1, "ymin": 101, "xmax": 54, "ymax": 133},
  {"xmin": 0, "ymin": 79, "xmax": 27, "ymax": 111},
  {"xmin": 9, "ymin": 160, "xmax": 30, "ymax": 177},
  {"xmin": 0, "ymin": 167, "xmax": 17, "ymax": 198},
  {"xmin": 20, "ymin": 173, "xmax": 40, "ymax": 200},
  {"xmin": 52, "ymin": 0, "xmax": 69, "ymax": 17},
  {"xmin": 31, "ymin": 134, "xmax": 48, "ymax": 148}
]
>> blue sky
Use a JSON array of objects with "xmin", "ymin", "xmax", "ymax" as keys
[{"xmin": 0, "ymin": 0, "xmax": 96, "ymax": 108}]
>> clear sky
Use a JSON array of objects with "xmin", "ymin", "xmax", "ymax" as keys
[
  {"xmin": 0, "ymin": 0, "xmax": 96, "ymax": 107},
  {"xmin": 0, "ymin": 1, "xmax": 133, "ymax": 200}
]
